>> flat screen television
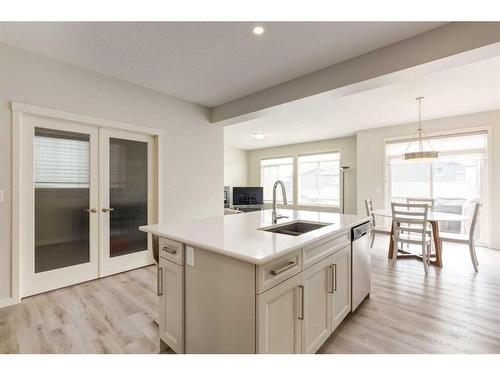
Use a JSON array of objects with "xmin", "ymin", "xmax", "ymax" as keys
[{"xmin": 232, "ymin": 187, "xmax": 263, "ymax": 206}]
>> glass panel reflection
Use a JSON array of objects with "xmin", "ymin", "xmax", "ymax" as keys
[
  {"xmin": 109, "ymin": 138, "xmax": 148, "ymax": 257},
  {"xmin": 34, "ymin": 127, "xmax": 90, "ymax": 273}
]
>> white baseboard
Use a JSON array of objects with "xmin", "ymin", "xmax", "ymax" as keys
[{"xmin": 0, "ymin": 297, "xmax": 18, "ymax": 309}]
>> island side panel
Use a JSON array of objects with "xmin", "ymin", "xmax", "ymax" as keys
[{"xmin": 184, "ymin": 247, "xmax": 256, "ymax": 353}]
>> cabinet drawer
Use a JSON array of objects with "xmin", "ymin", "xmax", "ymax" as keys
[
  {"xmin": 159, "ymin": 237, "xmax": 184, "ymax": 265},
  {"xmin": 256, "ymin": 250, "xmax": 302, "ymax": 294},
  {"xmin": 302, "ymin": 230, "xmax": 350, "ymax": 269}
]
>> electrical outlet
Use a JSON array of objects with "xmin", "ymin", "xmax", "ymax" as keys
[
  {"xmin": 186, "ymin": 246, "xmax": 194, "ymax": 267},
  {"xmin": 0, "ymin": 190, "xmax": 4, "ymax": 203}
]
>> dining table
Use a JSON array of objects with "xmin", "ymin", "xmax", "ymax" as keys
[{"xmin": 373, "ymin": 209, "xmax": 469, "ymax": 267}]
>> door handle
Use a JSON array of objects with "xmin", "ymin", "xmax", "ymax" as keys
[
  {"xmin": 328, "ymin": 265, "xmax": 334, "ymax": 294},
  {"xmin": 102, "ymin": 208, "xmax": 115, "ymax": 213},
  {"xmin": 157, "ymin": 266, "xmax": 163, "ymax": 296},
  {"xmin": 298, "ymin": 285, "xmax": 304, "ymax": 320},
  {"xmin": 84, "ymin": 208, "xmax": 98, "ymax": 213},
  {"xmin": 333, "ymin": 264, "xmax": 337, "ymax": 292}
]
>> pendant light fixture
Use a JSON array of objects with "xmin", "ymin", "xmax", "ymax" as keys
[{"xmin": 404, "ymin": 97, "xmax": 439, "ymax": 161}]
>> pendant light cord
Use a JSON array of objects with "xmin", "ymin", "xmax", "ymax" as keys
[{"xmin": 404, "ymin": 97, "xmax": 436, "ymax": 155}]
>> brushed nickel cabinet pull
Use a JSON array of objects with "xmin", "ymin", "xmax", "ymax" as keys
[
  {"xmin": 328, "ymin": 265, "xmax": 334, "ymax": 294},
  {"xmin": 162, "ymin": 246, "xmax": 177, "ymax": 255},
  {"xmin": 157, "ymin": 266, "xmax": 163, "ymax": 296},
  {"xmin": 298, "ymin": 285, "xmax": 305, "ymax": 320},
  {"xmin": 333, "ymin": 264, "xmax": 337, "ymax": 292},
  {"xmin": 84, "ymin": 208, "xmax": 97, "ymax": 213},
  {"xmin": 102, "ymin": 208, "xmax": 115, "ymax": 212},
  {"xmin": 270, "ymin": 259, "xmax": 296, "ymax": 276}
]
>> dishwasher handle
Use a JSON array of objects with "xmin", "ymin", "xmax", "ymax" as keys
[{"xmin": 352, "ymin": 221, "xmax": 372, "ymax": 241}]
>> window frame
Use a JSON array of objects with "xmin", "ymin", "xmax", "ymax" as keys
[
  {"xmin": 260, "ymin": 155, "xmax": 294, "ymax": 204},
  {"xmin": 258, "ymin": 150, "xmax": 343, "ymax": 211},
  {"xmin": 383, "ymin": 127, "xmax": 492, "ymax": 247},
  {"xmin": 297, "ymin": 151, "xmax": 341, "ymax": 208}
]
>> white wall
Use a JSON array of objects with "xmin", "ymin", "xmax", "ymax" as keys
[
  {"xmin": 0, "ymin": 43, "xmax": 223, "ymax": 302},
  {"xmin": 224, "ymin": 145, "xmax": 248, "ymax": 187},
  {"xmin": 357, "ymin": 110, "xmax": 500, "ymax": 249},
  {"xmin": 247, "ymin": 136, "xmax": 357, "ymax": 214}
]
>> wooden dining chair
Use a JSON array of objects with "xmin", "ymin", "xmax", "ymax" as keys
[
  {"xmin": 439, "ymin": 202, "xmax": 480, "ymax": 272},
  {"xmin": 391, "ymin": 202, "xmax": 433, "ymax": 274},
  {"xmin": 365, "ymin": 198, "xmax": 391, "ymax": 248}
]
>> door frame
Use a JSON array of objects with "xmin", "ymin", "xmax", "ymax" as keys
[{"xmin": 11, "ymin": 102, "xmax": 164, "ymax": 302}]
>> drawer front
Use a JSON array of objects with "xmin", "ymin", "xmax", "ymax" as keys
[
  {"xmin": 256, "ymin": 250, "xmax": 302, "ymax": 294},
  {"xmin": 159, "ymin": 237, "xmax": 184, "ymax": 265},
  {"xmin": 302, "ymin": 230, "xmax": 350, "ymax": 269}
]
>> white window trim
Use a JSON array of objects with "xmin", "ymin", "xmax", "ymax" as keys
[
  {"xmin": 297, "ymin": 151, "xmax": 341, "ymax": 208},
  {"xmin": 258, "ymin": 150, "xmax": 343, "ymax": 212},
  {"xmin": 10, "ymin": 102, "xmax": 164, "ymax": 307},
  {"xmin": 260, "ymin": 155, "xmax": 294, "ymax": 204},
  {"xmin": 382, "ymin": 125, "xmax": 493, "ymax": 248}
]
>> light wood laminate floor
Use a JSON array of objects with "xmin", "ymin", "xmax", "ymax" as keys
[{"xmin": 1, "ymin": 238, "xmax": 500, "ymax": 354}]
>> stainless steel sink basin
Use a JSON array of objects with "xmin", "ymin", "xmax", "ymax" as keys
[{"xmin": 260, "ymin": 221, "xmax": 330, "ymax": 236}]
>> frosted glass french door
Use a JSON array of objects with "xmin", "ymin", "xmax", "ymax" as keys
[
  {"xmin": 21, "ymin": 116, "xmax": 99, "ymax": 297},
  {"xmin": 99, "ymin": 129, "xmax": 154, "ymax": 277}
]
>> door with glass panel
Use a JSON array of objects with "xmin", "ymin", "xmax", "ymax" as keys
[
  {"xmin": 99, "ymin": 129, "xmax": 154, "ymax": 277},
  {"xmin": 22, "ymin": 116, "xmax": 99, "ymax": 296}
]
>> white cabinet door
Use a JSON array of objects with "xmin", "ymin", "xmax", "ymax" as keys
[
  {"xmin": 301, "ymin": 255, "xmax": 333, "ymax": 354},
  {"xmin": 331, "ymin": 245, "xmax": 352, "ymax": 330},
  {"xmin": 257, "ymin": 273, "xmax": 303, "ymax": 354},
  {"xmin": 159, "ymin": 257, "xmax": 184, "ymax": 353}
]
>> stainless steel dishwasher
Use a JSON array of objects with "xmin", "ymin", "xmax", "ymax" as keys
[{"xmin": 351, "ymin": 221, "xmax": 372, "ymax": 311}]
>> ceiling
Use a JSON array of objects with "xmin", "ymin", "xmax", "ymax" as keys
[
  {"xmin": 224, "ymin": 55, "xmax": 500, "ymax": 150},
  {"xmin": 0, "ymin": 22, "xmax": 445, "ymax": 107}
]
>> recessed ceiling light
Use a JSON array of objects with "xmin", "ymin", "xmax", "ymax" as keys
[
  {"xmin": 253, "ymin": 26, "xmax": 265, "ymax": 35},
  {"xmin": 252, "ymin": 132, "xmax": 266, "ymax": 140}
]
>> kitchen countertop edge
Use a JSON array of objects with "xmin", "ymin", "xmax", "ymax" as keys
[{"xmin": 140, "ymin": 210, "xmax": 371, "ymax": 265}]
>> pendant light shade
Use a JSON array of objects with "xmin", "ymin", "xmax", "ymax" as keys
[{"xmin": 404, "ymin": 97, "xmax": 438, "ymax": 161}]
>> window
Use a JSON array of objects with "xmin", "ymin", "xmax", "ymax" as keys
[
  {"xmin": 260, "ymin": 157, "xmax": 293, "ymax": 203},
  {"xmin": 298, "ymin": 152, "xmax": 340, "ymax": 207},
  {"xmin": 386, "ymin": 131, "xmax": 488, "ymax": 242}
]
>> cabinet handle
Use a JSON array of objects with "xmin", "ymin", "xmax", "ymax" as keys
[
  {"xmin": 84, "ymin": 208, "xmax": 97, "ymax": 213},
  {"xmin": 298, "ymin": 285, "xmax": 304, "ymax": 320},
  {"xmin": 102, "ymin": 208, "xmax": 115, "ymax": 213},
  {"xmin": 328, "ymin": 265, "xmax": 334, "ymax": 294},
  {"xmin": 157, "ymin": 266, "xmax": 163, "ymax": 296},
  {"xmin": 333, "ymin": 264, "xmax": 337, "ymax": 292},
  {"xmin": 270, "ymin": 259, "xmax": 296, "ymax": 276},
  {"xmin": 162, "ymin": 246, "xmax": 177, "ymax": 255}
]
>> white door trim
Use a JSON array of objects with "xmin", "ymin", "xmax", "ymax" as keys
[{"xmin": 11, "ymin": 102, "xmax": 163, "ymax": 305}]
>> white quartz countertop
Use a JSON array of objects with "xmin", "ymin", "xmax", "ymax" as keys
[{"xmin": 140, "ymin": 209, "xmax": 371, "ymax": 265}]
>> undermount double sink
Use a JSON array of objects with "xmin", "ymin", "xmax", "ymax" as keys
[{"xmin": 260, "ymin": 220, "xmax": 330, "ymax": 236}]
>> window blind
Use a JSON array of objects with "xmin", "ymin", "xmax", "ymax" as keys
[{"xmin": 34, "ymin": 128, "xmax": 90, "ymax": 188}]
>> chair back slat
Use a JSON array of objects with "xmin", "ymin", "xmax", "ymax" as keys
[
  {"xmin": 393, "ymin": 210, "xmax": 428, "ymax": 216},
  {"xmin": 407, "ymin": 198, "xmax": 435, "ymax": 211},
  {"xmin": 391, "ymin": 202, "xmax": 429, "ymax": 242}
]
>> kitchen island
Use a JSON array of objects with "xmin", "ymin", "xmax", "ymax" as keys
[{"xmin": 140, "ymin": 209, "xmax": 371, "ymax": 354}]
